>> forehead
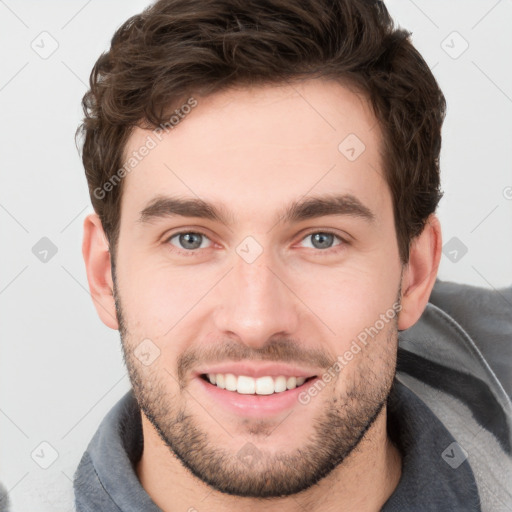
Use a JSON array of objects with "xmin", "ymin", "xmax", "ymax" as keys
[{"xmin": 120, "ymin": 79, "xmax": 389, "ymax": 226}]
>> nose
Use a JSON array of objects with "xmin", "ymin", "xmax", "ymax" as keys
[{"xmin": 212, "ymin": 244, "xmax": 300, "ymax": 349}]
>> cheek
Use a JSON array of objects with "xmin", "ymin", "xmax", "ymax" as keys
[
  {"xmin": 289, "ymin": 261, "xmax": 400, "ymax": 341},
  {"xmin": 118, "ymin": 262, "xmax": 220, "ymax": 338}
]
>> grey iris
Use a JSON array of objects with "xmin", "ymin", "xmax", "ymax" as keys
[{"xmin": 311, "ymin": 233, "xmax": 334, "ymax": 249}]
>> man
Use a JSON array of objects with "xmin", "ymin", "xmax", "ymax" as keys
[{"xmin": 73, "ymin": 0, "xmax": 512, "ymax": 510}]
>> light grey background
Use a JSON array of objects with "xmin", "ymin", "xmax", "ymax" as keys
[{"xmin": 1, "ymin": 1, "xmax": 511, "ymax": 511}]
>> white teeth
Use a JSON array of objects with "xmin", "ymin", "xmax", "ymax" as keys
[
  {"xmin": 225, "ymin": 373, "xmax": 237, "ymax": 391},
  {"xmin": 237, "ymin": 375, "xmax": 255, "ymax": 394},
  {"xmin": 255, "ymin": 376, "xmax": 274, "ymax": 395},
  {"xmin": 216, "ymin": 374, "xmax": 225, "ymax": 389},
  {"xmin": 274, "ymin": 376, "xmax": 287, "ymax": 393},
  {"xmin": 205, "ymin": 373, "xmax": 311, "ymax": 395},
  {"xmin": 286, "ymin": 376, "xmax": 296, "ymax": 390}
]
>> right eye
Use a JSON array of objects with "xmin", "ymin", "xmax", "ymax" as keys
[{"xmin": 165, "ymin": 231, "xmax": 213, "ymax": 255}]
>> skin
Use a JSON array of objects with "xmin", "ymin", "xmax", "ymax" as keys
[{"xmin": 83, "ymin": 78, "xmax": 442, "ymax": 512}]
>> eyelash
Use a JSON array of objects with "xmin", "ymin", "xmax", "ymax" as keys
[{"xmin": 164, "ymin": 229, "xmax": 349, "ymax": 257}]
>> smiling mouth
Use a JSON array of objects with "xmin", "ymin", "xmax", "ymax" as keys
[{"xmin": 200, "ymin": 373, "xmax": 316, "ymax": 395}]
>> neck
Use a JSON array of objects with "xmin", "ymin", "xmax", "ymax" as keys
[{"xmin": 136, "ymin": 405, "xmax": 402, "ymax": 512}]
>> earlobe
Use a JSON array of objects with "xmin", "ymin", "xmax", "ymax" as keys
[
  {"xmin": 397, "ymin": 214, "xmax": 442, "ymax": 331},
  {"xmin": 82, "ymin": 213, "xmax": 119, "ymax": 330}
]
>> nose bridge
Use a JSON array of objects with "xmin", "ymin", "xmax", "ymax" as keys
[{"xmin": 213, "ymin": 241, "xmax": 298, "ymax": 346}]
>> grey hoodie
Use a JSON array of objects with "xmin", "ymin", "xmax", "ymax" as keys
[
  {"xmin": 0, "ymin": 483, "xmax": 10, "ymax": 512},
  {"xmin": 73, "ymin": 279, "xmax": 512, "ymax": 511}
]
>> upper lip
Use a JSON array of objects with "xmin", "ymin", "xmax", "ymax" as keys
[{"xmin": 194, "ymin": 362, "xmax": 320, "ymax": 379}]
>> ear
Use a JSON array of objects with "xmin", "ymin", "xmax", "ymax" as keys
[
  {"xmin": 398, "ymin": 213, "xmax": 442, "ymax": 330},
  {"xmin": 82, "ymin": 213, "xmax": 119, "ymax": 330}
]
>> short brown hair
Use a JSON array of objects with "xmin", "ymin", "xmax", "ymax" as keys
[{"xmin": 77, "ymin": 0, "xmax": 445, "ymax": 264}]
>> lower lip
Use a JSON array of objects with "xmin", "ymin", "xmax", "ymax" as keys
[{"xmin": 195, "ymin": 376, "xmax": 319, "ymax": 418}]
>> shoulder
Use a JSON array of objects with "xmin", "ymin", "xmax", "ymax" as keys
[
  {"xmin": 0, "ymin": 482, "xmax": 10, "ymax": 512},
  {"xmin": 428, "ymin": 278, "xmax": 512, "ymax": 398}
]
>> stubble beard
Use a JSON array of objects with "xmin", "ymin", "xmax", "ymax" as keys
[{"xmin": 113, "ymin": 277, "xmax": 398, "ymax": 498}]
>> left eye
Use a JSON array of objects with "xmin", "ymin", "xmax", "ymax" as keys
[
  {"xmin": 299, "ymin": 231, "xmax": 343, "ymax": 250},
  {"xmin": 167, "ymin": 232, "xmax": 212, "ymax": 251}
]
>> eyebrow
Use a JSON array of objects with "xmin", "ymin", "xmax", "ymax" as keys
[{"xmin": 137, "ymin": 193, "xmax": 376, "ymax": 226}]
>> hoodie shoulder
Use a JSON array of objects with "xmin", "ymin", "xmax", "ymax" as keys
[
  {"xmin": 74, "ymin": 451, "xmax": 122, "ymax": 512},
  {"xmin": 428, "ymin": 278, "xmax": 512, "ymax": 399}
]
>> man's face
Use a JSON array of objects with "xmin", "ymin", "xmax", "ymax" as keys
[{"xmin": 113, "ymin": 79, "xmax": 404, "ymax": 497}]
